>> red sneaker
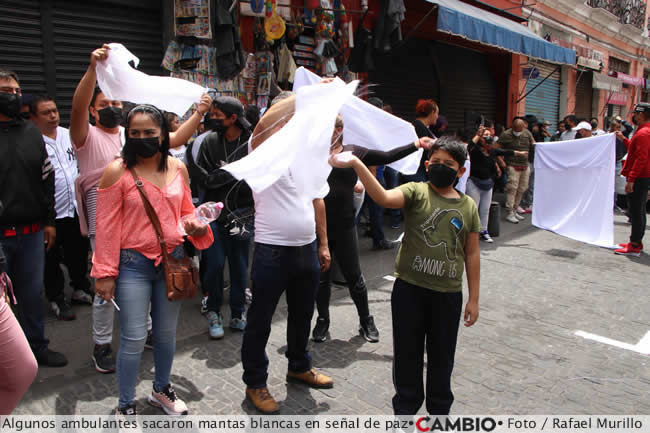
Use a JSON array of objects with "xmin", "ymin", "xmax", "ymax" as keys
[{"xmin": 614, "ymin": 243, "xmax": 643, "ymax": 256}]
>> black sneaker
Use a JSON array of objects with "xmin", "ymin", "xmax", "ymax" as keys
[
  {"xmin": 144, "ymin": 330, "xmax": 153, "ymax": 350},
  {"xmin": 312, "ymin": 317, "xmax": 329, "ymax": 343},
  {"xmin": 372, "ymin": 239, "xmax": 398, "ymax": 250},
  {"xmin": 93, "ymin": 344, "xmax": 116, "ymax": 374},
  {"xmin": 117, "ymin": 403, "xmax": 137, "ymax": 415},
  {"xmin": 36, "ymin": 349, "xmax": 68, "ymax": 367},
  {"xmin": 359, "ymin": 316, "xmax": 379, "ymax": 343},
  {"xmin": 50, "ymin": 298, "xmax": 76, "ymax": 321}
]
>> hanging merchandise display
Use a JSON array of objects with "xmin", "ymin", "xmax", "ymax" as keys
[
  {"xmin": 264, "ymin": 0, "xmax": 286, "ymax": 40},
  {"xmin": 255, "ymin": 51, "xmax": 273, "ymax": 107},
  {"xmin": 373, "ymin": 0, "xmax": 405, "ymax": 53},
  {"xmin": 348, "ymin": 9, "xmax": 374, "ymax": 72},
  {"xmin": 251, "ymin": 0, "xmax": 265, "ymax": 13},
  {"xmin": 277, "ymin": 43, "xmax": 298, "ymax": 83},
  {"xmin": 174, "ymin": 0, "xmax": 212, "ymax": 39}
]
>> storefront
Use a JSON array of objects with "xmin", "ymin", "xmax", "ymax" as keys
[
  {"xmin": 575, "ymin": 70, "xmax": 594, "ymax": 120},
  {"xmin": 368, "ymin": 39, "xmax": 499, "ymax": 129},
  {"xmin": 524, "ymin": 61, "xmax": 561, "ymax": 131},
  {"xmin": 366, "ymin": 0, "xmax": 575, "ymax": 129},
  {"xmin": 592, "ymin": 72, "xmax": 622, "ymax": 122},
  {"xmin": 0, "ymin": 0, "xmax": 165, "ymax": 125}
]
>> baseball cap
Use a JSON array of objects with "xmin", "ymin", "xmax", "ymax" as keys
[
  {"xmin": 633, "ymin": 102, "xmax": 650, "ymax": 113},
  {"xmin": 543, "ymin": 120, "xmax": 551, "ymax": 126},
  {"xmin": 213, "ymin": 96, "xmax": 252, "ymax": 130},
  {"xmin": 576, "ymin": 121, "xmax": 592, "ymax": 131}
]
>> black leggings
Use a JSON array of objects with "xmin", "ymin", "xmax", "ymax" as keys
[{"xmin": 316, "ymin": 225, "xmax": 370, "ymax": 320}]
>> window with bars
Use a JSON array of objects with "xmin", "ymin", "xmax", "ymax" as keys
[{"xmin": 608, "ymin": 56, "xmax": 631, "ymax": 74}]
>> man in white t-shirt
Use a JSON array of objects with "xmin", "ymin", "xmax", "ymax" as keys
[
  {"xmin": 241, "ymin": 94, "xmax": 333, "ymax": 414},
  {"xmin": 31, "ymin": 95, "xmax": 94, "ymax": 323},
  {"xmin": 560, "ymin": 115, "xmax": 578, "ymax": 141}
]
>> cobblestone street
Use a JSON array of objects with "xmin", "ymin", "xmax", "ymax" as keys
[{"xmin": 14, "ymin": 214, "xmax": 650, "ymax": 415}]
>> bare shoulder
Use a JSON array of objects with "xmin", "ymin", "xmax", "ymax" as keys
[
  {"xmin": 174, "ymin": 158, "xmax": 190, "ymax": 185},
  {"xmin": 99, "ymin": 159, "xmax": 126, "ymax": 189}
]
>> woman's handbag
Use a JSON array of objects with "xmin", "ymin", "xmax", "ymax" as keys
[{"xmin": 129, "ymin": 169, "xmax": 198, "ymax": 301}]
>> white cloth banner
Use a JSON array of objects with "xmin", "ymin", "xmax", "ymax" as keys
[
  {"xmin": 293, "ymin": 67, "xmax": 422, "ymax": 175},
  {"xmin": 532, "ymin": 133, "xmax": 616, "ymax": 248},
  {"xmin": 224, "ymin": 80, "xmax": 359, "ymax": 198},
  {"xmin": 96, "ymin": 43, "xmax": 206, "ymax": 116}
]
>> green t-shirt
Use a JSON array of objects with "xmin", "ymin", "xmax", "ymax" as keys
[{"xmin": 395, "ymin": 182, "xmax": 481, "ymax": 293}]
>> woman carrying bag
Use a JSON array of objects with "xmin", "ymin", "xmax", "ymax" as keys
[{"xmin": 92, "ymin": 105, "xmax": 214, "ymax": 416}]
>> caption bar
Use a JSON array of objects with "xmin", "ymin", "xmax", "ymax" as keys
[{"xmin": 1, "ymin": 415, "xmax": 647, "ymax": 433}]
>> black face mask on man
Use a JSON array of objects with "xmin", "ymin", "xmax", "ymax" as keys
[
  {"xmin": 123, "ymin": 137, "xmax": 160, "ymax": 159},
  {"xmin": 0, "ymin": 92, "xmax": 23, "ymax": 119},
  {"xmin": 427, "ymin": 163, "xmax": 458, "ymax": 188},
  {"xmin": 97, "ymin": 106, "xmax": 123, "ymax": 128},
  {"xmin": 203, "ymin": 113, "xmax": 218, "ymax": 132},
  {"xmin": 213, "ymin": 119, "xmax": 228, "ymax": 134}
]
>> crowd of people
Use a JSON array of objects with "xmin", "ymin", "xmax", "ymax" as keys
[{"xmin": 0, "ymin": 43, "xmax": 648, "ymax": 418}]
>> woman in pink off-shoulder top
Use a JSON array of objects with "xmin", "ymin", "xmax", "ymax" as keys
[{"xmin": 91, "ymin": 104, "xmax": 214, "ymax": 416}]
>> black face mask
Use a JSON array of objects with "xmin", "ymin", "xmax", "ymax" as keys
[
  {"xmin": 124, "ymin": 137, "xmax": 160, "ymax": 159},
  {"xmin": 203, "ymin": 114, "xmax": 217, "ymax": 132},
  {"xmin": 0, "ymin": 92, "xmax": 23, "ymax": 119},
  {"xmin": 427, "ymin": 163, "xmax": 458, "ymax": 188},
  {"xmin": 213, "ymin": 119, "xmax": 227, "ymax": 134},
  {"xmin": 97, "ymin": 106, "xmax": 123, "ymax": 128}
]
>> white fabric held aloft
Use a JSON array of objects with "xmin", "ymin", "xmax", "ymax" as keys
[
  {"xmin": 293, "ymin": 67, "xmax": 422, "ymax": 175},
  {"xmin": 223, "ymin": 79, "xmax": 359, "ymax": 199},
  {"xmin": 96, "ymin": 43, "xmax": 206, "ymax": 116},
  {"xmin": 532, "ymin": 133, "xmax": 616, "ymax": 248}
]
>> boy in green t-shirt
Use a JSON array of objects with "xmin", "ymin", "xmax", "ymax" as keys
[{"xmin": 329, "ymin": 136, "xmax": 481, "ymax": 415}]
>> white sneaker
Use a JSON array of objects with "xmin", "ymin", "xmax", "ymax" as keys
[
  {"xmin": 506, "ymin": 213, "xmax": 519, "ymax": 224},
  {"xmin": 148, "ymin": 384, "xmax": 188, "ymax": 416},
  {"xmin": 516, "ymin": 206, "xmax": 526, "ymax": 214},
  {"xmin": 480, "ymin": 231, "xmax": 494, "ymax": 243},
  {"xmin": 515, "ymin": 213, "xmax": 525, "ymax": 221}
]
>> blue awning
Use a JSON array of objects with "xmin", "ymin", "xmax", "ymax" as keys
[{"xmin": 428, "ymin": 0, "xmax": 576, "ymax": 65}]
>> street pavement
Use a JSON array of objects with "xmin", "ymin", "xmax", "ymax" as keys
[{"xmin": 14, "ymin": 210, "xmax": 650, "ymax": 415}]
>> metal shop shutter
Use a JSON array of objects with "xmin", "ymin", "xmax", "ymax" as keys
[
  {"xmin": 0, "ymin": 1, "xmax": 46, "ymax": 95},
  {"xmin": 368, "ymin": 40, "xmax": 440, "ymax": 122},
  {"xmin": 574, "ymin": 70, "xmax": 593, "ymax": 120},
  {"xmin": 525, "ymin": 62, "xmax": 561, "ymax": 131},
  {"xmin": 433, "ymin": 42, "xmax": 497, "ymax": 131},
  {"xmin": 51, "ymin": 0, "xmax": 164, "ymax": 125}
]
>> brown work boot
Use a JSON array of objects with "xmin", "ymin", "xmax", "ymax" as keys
[
  {"xmin": 246, "ymin": 387, "xmax": 280, "ymax": 414},
  {"xmin": 286, "ymin": 368, "xmax": 334, "ymax": 389}
]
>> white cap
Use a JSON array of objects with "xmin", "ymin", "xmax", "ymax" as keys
[{"xmin": 576, "ymin": 121, "xmax": 592, "ymax": 131}]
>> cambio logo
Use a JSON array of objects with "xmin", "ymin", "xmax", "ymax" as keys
[{"xmin": 415, "ymin": 416, "xmax": 498, "ymax": 432}]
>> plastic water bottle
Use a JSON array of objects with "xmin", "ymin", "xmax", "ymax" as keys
[{"xmin": 178, "ymin": 202, "xmax": 224, "ymax": 235}]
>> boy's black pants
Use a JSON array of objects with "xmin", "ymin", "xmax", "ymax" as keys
[{"xmin": 391, "ymin": 278, "xmax": 462, "ymax": 415}]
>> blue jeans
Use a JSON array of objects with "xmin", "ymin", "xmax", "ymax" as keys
[
  {"xmin": 241, "ymin": 241, "xmax": 320, "ymax": 388},
  {"xmin": 0, "ymin": 231, "xmax": 48, "ymax": 354},
  {"xmin": 200, "ymin": 221, "xmax": 249, "ymax": 319},
  {"xmin": 114, "ymin": 247, "xmax": 184, "ymax": 408}
]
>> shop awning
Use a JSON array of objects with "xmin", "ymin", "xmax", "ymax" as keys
[
  {"xmin": 428, "ymin": 0, "xmax": 576, "ymax": 65},
  {"xmin": 611, "ymin": 71, "xmax": 645, "ymax": 87},
  {"xmin": 592, "ymin": 73, "xmax": 622, "ymax": 92}
]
